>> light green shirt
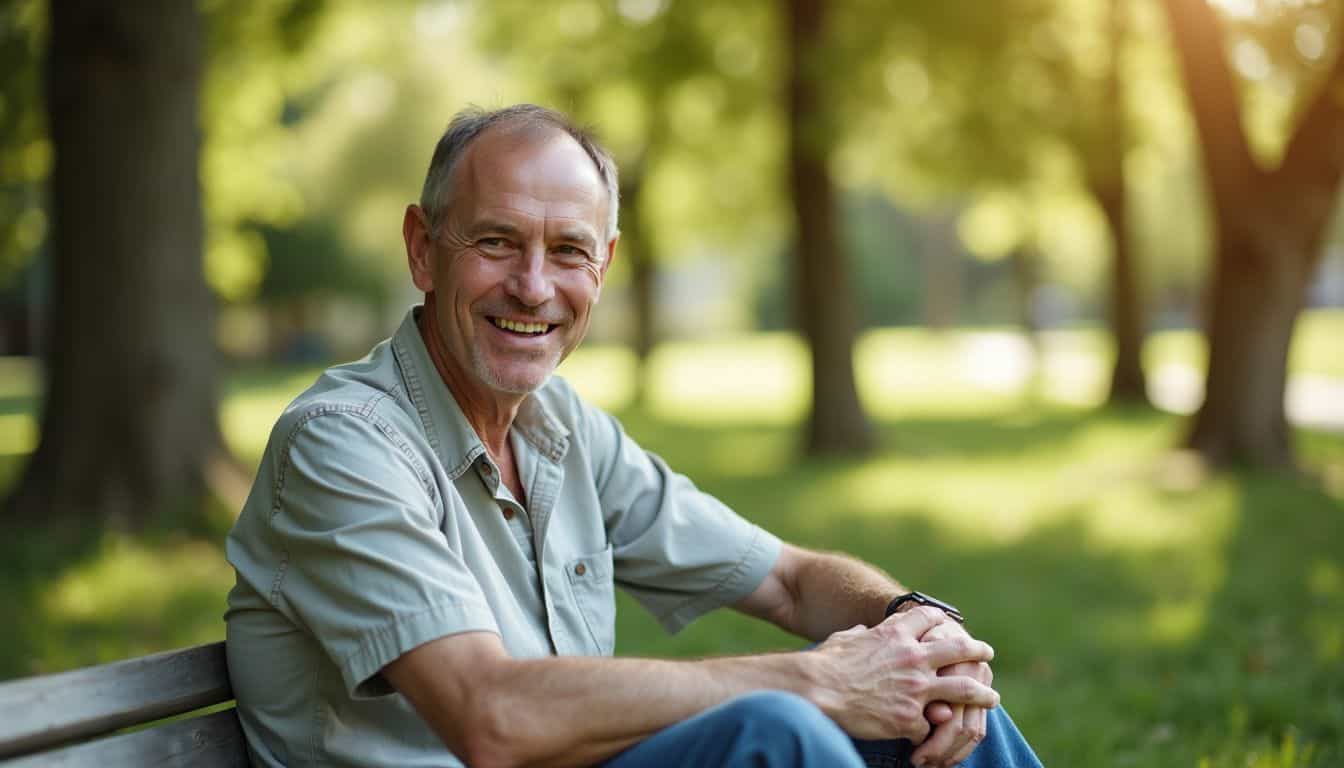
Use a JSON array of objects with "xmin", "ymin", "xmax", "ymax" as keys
[{"xmin": 224, "ymin": 308, "xmax": 782, "ymax": 767}]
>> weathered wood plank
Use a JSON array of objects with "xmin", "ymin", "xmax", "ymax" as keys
[
  {"xmin": 0, "ymin": 707, "xmax": 248, "ymax": 768},
  {"xmin": 0, "ymin": 642, "xmax": 233, "ymax": 758}
]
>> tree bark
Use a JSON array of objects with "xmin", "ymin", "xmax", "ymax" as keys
[
  {"xmin": 1186, "ymin": 235, "xmax": 1309, "ymax": 467},
  {"xmin": 1161, "ymin": 0, "xmax": 1344, "ymax": 467},
  {"xmin": 786, "ymin": 0, "xmax": 875, "ymax": 455},
  {"xmin": 1097, "ymin": 182, "xmax": 1147, "ymax": 404},
  {"xmin": 4, "ymin": 0, "xmax": 220, "ymax": 528},
  {"xmin": 1098, "ymin": 0, "xmax": 1146, "ymax": 405},
  {"xmin": 620, "ymin": 162, "xmax": 657, "ymax": 409}
]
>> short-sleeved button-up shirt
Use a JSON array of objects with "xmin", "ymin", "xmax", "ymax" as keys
[{"xmin": 224, "ymin": 308, "xmax": 782, "ymax": 767}]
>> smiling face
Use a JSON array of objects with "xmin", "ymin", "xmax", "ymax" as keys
[{"xmin": 405, "ymin": 124, "xmax": 616, "ymax": 407}]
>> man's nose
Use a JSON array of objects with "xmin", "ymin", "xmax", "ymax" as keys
[{"xmin": 505, "ymin": 247, "xmax": 555, "ymax": 307}]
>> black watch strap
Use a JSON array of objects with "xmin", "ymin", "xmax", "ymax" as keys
[{"xmin": 885, "ymin": 591, "xmax": 965, "ymax": 624}]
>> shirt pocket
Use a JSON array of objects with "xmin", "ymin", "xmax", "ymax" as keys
[{"xmin": 565, "ymin": 544, "xmax": 615, "ymax": 655}]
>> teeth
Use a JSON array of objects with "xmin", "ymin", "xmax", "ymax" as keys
[{"xmin": 491, "ymin": 318, "xmax": 550, "ymax": 334}]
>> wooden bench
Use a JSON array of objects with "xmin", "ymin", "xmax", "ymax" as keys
[{"xmin": 0, "ymin": 642, "xmax": 249, "ymax": 766}]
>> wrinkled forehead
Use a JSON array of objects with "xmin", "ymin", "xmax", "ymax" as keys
[{"xmin": 450, "ymin": 125, "xmax": 607, "ymax": 232}]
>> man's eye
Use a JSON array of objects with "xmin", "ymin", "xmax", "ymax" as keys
[
  {"xmin": 554, "ymin": 245, "xmax": 591, "ymax": 261},
  {"xmin": 478, "ymin": 237, "xmax": 507, "ymax": 248}
]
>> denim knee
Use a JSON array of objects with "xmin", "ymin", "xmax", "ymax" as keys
[{"xmin": 717, "ymin": 690, "xmax": 863, "ymax": 767}]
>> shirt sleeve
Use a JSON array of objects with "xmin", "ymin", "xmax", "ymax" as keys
[
  {"xmin": 267, "ymin": 409, "xmax": 499, "ymax": 698},
  {"xmin": 582, "ymin": 404, "xmax": 782, "ymax": 634}
]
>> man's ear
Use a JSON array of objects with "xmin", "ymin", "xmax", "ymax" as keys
[
  {"xmin": 599, "ymin": 233, "xmax": 619, "ymax": 280},
  {"xmin": 404, "ymin": 204, "xmax": 436, "ymax": 293}
]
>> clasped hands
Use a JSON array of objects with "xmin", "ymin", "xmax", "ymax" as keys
[{"xmin": 815, "ymin": 606, "xmax": 997, "ymax": 768}]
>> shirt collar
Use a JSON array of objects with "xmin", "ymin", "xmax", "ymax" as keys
[{"xmin": 391, "ymin": 306, "xmax": 569, "ymax": 478}]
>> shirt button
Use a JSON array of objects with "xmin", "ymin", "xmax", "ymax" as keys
[
  {"xmin": 502, "ymin": 507, "xmax": 514, "ymax": 521},
  {"xmin": 574, "ymin": 563, "xmax": 586, "ymax": 576}
]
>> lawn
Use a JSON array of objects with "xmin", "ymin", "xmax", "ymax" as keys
[{"xmin": 3, "ymin": 317, "xmax": 1343, "ymax": 767}]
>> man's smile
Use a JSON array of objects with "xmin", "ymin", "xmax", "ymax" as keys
[{"xmin": 487, "ymin": 316, "xmax": 558, "ymax": 336}]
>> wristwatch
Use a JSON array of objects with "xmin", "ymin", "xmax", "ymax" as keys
[{"xmin": 885, "ymin": 591, "xmax": 965, "ymax": 624}]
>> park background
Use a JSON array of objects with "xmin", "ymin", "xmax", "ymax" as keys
[{"xmin": 1, "ymin": 0, "xmax": 1343, "ymax": 765}]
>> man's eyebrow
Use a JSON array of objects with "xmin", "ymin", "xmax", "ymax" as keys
[
  {"xmin": 552, "ymin": 228, "xmax": 598, "ymax": 249},
  {"xmin": 468, "ymin": 219, "xmax": 525, "ymax": 238}
]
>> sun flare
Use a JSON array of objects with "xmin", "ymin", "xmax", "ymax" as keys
[{"xmin": 1206, "ymin": 0, "xmax": 1259, "ymax": 19}]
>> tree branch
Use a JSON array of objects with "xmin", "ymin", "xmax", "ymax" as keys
[
  {"xmin": 1273, "ymin": 41, "xmax": 1344, "ymax": 260},
  {"xmin": 1159, "ymin": 0, "xmax": 1263, "ymax": 219}
]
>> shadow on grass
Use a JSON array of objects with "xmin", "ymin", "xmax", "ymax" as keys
[
  {"xmin": 612, "ymin": 406, "xmax": 1343, "ymax": 767},
  {"xmin": 1160, "ymin": 472, "xmax": 1344, "ymax": 767},
  {"xmin": 0, "ymin": 484, "xmax": 238, "ymax": 681}
]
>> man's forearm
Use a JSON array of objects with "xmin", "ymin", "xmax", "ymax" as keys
[
  {"xmin": 497, "ymin": 652, "xmax": 827, "ymax": 767},
  {"xmin": 777, "ymin": 548, "xmax": 907, "ymax": 640},
  {"xmin": 390, "ymin": 636, "xmax": 827, "ymax": 768}
]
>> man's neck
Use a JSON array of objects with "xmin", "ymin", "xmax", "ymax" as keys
[{"xmin": 417, "ymin": 305, "xmax": 519, "ymax": 461}]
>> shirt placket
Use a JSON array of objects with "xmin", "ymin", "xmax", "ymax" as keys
[
  {"xmin": 524, "ymin": 445, "xmax": 573, "ymax": 653},
  {"xmin": 475, "ymin": 457, "xmax": 534, "ymax": 564}
]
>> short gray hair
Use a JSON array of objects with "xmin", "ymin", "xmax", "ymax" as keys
[{"xmin": 419, "ymin": 104, "xmax": 620, "ymax": 243}]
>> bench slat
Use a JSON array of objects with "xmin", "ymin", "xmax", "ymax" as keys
[
  {"xmin": 0, "ymin": 707, "xmax": 248, "ymax": 768},
  {"xmin": 0, "ymin": 642, "xmax": 233, "ymax": 759}
]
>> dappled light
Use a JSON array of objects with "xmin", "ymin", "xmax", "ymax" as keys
[
  {"xmin": 2, "ymin": 0, "xmax": 1343, "ymax": 764},
  {"xmin": 35, "ymin": 537, "xmax": 232, "ymax": 673}
]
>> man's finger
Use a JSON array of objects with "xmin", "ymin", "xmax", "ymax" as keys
[
  {"xmin": 939, "ymin": 659, "xmax": 993, "ymax": 685},
  {"xmin": 910, "ymin": 708, "xmax": 961, "ymax": 767},
  {"xmin": 904, "ymin": 712, "xmax": 932, "ymax": 745},
  {"xmin": 925, "ymin": 701, "xmax": 954, "ymax": 725},
  {"xmin": 946, "ymin": 706, "xmax": 988, "ymax": 766},
  {"xmin": 929, "ymin": 675, "xmax": 1000, "ymax": 709},
  {"xmin": 952, "ymin": 704, "xmax": 978, "ymax": 762},
  {"xmin": 923, "ymin": 636, "xmax": 995, "ymax": 669},
  {"xmin": 883, "ymin": 605, "xmax": 948, "ymax": 637}
]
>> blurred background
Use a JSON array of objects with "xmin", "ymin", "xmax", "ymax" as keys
[{"xmin": 1, "ymin": 0, "xmax": 1342, "ymax": 765}]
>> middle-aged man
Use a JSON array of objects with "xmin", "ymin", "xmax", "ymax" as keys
[{"xmin": 225, "ymin": 104, "xmax": 1043, "ymax": 768}]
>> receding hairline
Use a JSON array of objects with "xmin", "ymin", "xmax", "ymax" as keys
[
  {"xmin": 451, "ymin": 122, "xmax": 610, "ymax": 216},
  {"xmin": 418, "ymin": 104, "xmax": 620, "ymax": 241}
]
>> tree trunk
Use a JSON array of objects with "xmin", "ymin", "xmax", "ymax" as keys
[
  {"xmin": 1186, "ymin": 235, "xmax": 1309, "ymax": 467},
  {"xmin": 1008, "ymin": 246, "xmax": 1043, "ymax": 381},
  {"xmin": 4, "ymin": 0, "xmax": 219, "ymax": 529},
  {"xmin": 620, "ymin": 162, "xmax": 657, "ymax": 409},
  {"xmin": 786, "ymin": 0, "xmax": 875, "ymax": 455},
  {"xmin": 1098, "ymin": 0, "xmax": 1147, "ymax": 405},
  {"xmin": 1161, "ymin": 0, "xmax": 1344, "ymax": 468},
  {"xmin": 1097, "ymin": 183, "xmax": 1147, "ymax": 404}
]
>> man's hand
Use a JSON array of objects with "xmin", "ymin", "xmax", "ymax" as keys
[
  {"xmin": 812, "ymin": 606, "xmax": 998, "ymax": 743},
  {"xmin": 910, "ymin": 620, "xmax": 994, "ymax": 768}
]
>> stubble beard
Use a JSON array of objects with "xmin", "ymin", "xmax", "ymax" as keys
[{"xmin": 469, "ymin": 341, "xmax": 560, "ymax": 396}]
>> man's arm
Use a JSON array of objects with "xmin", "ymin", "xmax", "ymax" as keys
[
  {"xmin": 732, "ymin": 543, "xmax": 904, "ymax": 640},
  {"xmin": 384, "ymin": 607, "xmax": 997, "ymax": 768}
]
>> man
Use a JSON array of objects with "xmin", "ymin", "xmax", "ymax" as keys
[{"xmin": 225, "ymin": 104, "xmax": 1041, "ymax": 768}]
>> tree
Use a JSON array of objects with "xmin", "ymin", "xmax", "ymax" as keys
[
  {"xmin": 0, "ymin": 1, "xmax": 47, "ymax": 356},
  {"xmin": 1096, "ymin": 0, "xmax": 1147, "ymax": 404},
  {"xmin": 787, "ymin": 0, "xmax": 876, "ymax": 454},
  {"xmin": 1161, "ymin": 0, "xmax": 1344, "ymax": 467},
  {"xmin": 831, "ymin": 0, "xmax": 1161, "ymax": 405},
  {"xmin": 4, "ymin": 0, "xmax": 220, "ymax": 528}
]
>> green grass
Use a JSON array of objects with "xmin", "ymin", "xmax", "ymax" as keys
[{"xmin": 2, "ymin": 317, "xmax": 1343, "ymax": 766}]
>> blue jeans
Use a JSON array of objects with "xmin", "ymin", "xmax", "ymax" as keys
[{"xmin": 598, "ymin": 690, "xmax": 1042, "ymax": 768}]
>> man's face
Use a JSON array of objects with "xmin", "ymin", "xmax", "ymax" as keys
[{"xmin": 407, "ymin": 126, "xmax": 615, "ymax": 401}]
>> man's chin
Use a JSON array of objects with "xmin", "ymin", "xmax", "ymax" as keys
[
  {"xmin": 492, "ymin": 378, "xmax": 548, "ymax": 396},
  {"xmin": 477, "ymin": 364, "xmax": 554, "ymax": 396}
]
